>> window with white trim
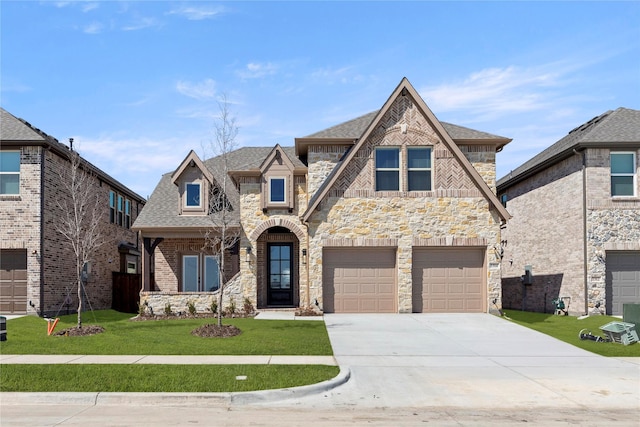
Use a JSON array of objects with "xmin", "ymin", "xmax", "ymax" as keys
[
  {"xmin": 185, "ymin": 182, "xmax": 201, "ymax": 208},
  {"xmin": 407, "ymin": 147, "xmax": 432, "ymax": 191},
  {"xmin": 375, "ymin": 147, "xmax": 400, "ymax": 191},
  {"xmin": 0, "ymin": 151, "xmax": 20, "ymax": 195},
  {"xmin": 611, "ymin": 152, "xmax": 636, "ymax": 197},
  {"xmin": 269, "ymin": 177, "xmax": 286, "ymax": 204}
]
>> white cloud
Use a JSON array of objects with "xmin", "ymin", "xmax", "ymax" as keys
[
  {"xmin": 310, "ymin": 66, "xmax": 364, "ymax": 84},
  {"xmin": 237, "ymin": 62, "xmax": 279, "ymax": 79},
  {"xmin": 83, "ymin": 21, "xmax": 104, "ymax": 34},
  {"xmin": 176, "ymin": 79, "xmax": 217, "ymax": 100},
  {"xmin": 420, "ymin": 66, "xmax": 563, "ymax": 121},
  {"xmin": 166, "ymin": 5, "xmax": 226, "ymax": 20},
  {"xmin": 122, "ymin": 17, "xmax": 161, "ymax": 31},
  {"xmin": 74, "ymin": 135, "xmax": 191, "ymax": 197},
  {"xmin": 81, "ymin": 2, "xmax": 99, "ymax": 13}
]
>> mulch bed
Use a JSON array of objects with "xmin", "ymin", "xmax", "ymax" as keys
[
  {"xmin": 54, "ymin": 325, "xmax": 105, "ymax": 337},
  {"xmin": 191, "ymin": 324, "xmax": 242, "ymax": 338}
]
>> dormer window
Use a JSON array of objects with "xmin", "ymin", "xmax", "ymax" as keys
[
  {"xmin": 269, "ymin": 177, "xmax": 286, "ymax": 204},
  {"xmin": 185, "ymin": 182, "xmax": 202, "ymax": 208}
]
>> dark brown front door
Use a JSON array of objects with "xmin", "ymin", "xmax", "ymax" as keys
[{"xmin": 268, "ymin": 243, "xmax": 293, "ymax": 306}]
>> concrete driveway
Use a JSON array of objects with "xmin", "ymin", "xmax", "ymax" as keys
[{"xmin": 273, "ymin": 313, "xmax": 640, "ymax": 410}]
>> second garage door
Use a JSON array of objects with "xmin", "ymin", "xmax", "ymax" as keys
[
  {"xmin": 412, "ymin": 248, "xmax": 485, "ymax": 313},
  {"xmin": 606, "ymin": 251, "xmax": 640, "ymax": 316},
  {"xmin": 323, "ymin": 248, "xmax": 397, "ymax": 313}
]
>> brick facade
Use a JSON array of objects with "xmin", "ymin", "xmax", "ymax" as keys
[
  {"xmin": 1, "ymin": 142, "xmax": 143, "ymax": 316},
  {"xmin": 500, "ymin": 147, "xmax": 640, "ymax": 315}
]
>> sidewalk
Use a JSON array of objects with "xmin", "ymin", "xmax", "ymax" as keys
[{"xmin": 0, "ymin": 354, "xmax": 337, "ymax": 365}]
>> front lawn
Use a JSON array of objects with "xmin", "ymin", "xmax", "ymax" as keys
[
  {"xmin": 0, "ymin": 310, "xmax": 332, "ymax": 355},
  {"xmin": 0, "ymin": 310, "xmax": 338, "ymax": 392},
  {"xmin": 503, "ymin": 310, "xmax": 640, "ymax": 357},
  {"xmin": 0, "ymin": 364, "xmax": 340, "ymax": 392}
]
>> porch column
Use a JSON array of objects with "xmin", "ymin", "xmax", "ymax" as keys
[{"xmin": 142, "ymin": 237, "xmax": 163, "ymax": 291}]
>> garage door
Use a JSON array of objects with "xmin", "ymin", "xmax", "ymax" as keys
[
  {"xmin": 323, "ymin": 248, "xmax": 396, "ymax": 313},
  {"xmin": 412, "ymin": 248, "xmax": 485, "ymax": 313},
  {"xmin": 606, "ymin": 251, "xmax": 640, "ymax": 316},
  {"xmin": 0, "ymin": 249, "xmax": 28, "ymax": 314}
]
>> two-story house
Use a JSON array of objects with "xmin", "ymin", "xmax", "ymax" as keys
[
  {"xmin": 0, "ymin": 108, "xmax": 145, "ymax": 316},
  {"xmin": 134, "ymin": 78, "xmax": 512, "ymax": 314},
  {"xmin": 498, "ymin": 108, "xmax": 640, "ymax": 316}
]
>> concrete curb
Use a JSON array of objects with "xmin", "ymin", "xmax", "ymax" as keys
[{"xmin": 0, "ymin": 367, "xmax": 351, "ymax": 407}]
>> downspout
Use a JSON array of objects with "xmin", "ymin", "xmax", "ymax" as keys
[
  {"xmin": 39, "ymin": 146, "xmax": 46, "ymax": 317},
  {"xmin": 575, "ymin": 148, "xmax": 589, "ymax": 315},
  {"xmin": 303, "ymin": 172, "xmax": 310, "ymax": 308}
]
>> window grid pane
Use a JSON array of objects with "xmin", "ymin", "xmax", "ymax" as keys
[
  {"xmin": 186, "ymin": 183, "xmax": 200, "ymax": 207},
  {"xmin": 375, "ymin": 148, "xmax": 400, "ymax": 191},
  {"xmin": 610, "ymin": 153, "xmax": 636, "ymax": 196}
]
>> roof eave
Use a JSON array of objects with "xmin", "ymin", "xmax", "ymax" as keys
[{"xmin": 295, "ymin": 137, "xmax": 358, "ymax": 156}]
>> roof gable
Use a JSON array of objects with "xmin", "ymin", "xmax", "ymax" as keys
[
  {"xmin": 259, "ymin": 144, "xmax": 296, "ymax": 174},
  {"xmin": 0, "ymin": 108, "xmax": 47, "ymax": 141},
  {"xmin": 302, "ymin": 77, "xmax": 511, "ymax": 222},
  {"xmin": 171, "ymin": 150, "xmax": 214, "ymax": 186}
]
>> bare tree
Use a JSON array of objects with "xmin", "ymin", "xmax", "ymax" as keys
[
  {"xmin": 55, "ymin": 144, "xmax": 104, "ymax": 328},
  {"xmin": 202, "ymin": 96, "xmax": 240, "ymax": 327}
]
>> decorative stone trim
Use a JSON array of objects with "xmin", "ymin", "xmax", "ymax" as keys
[
  {"xmin": 412, "ymin": 237, "xmax": 488, "ymax": 246},
  {"xmin": 322, "ymin": 238, "xmax": 398, "ymax": 247},
  {"xmin": 604, "ymin": 242, "xmax": 640, "ymax": 251},
  {"xmin": 249, "ymin": 217, "xmax": 307, "ymax": 241}
]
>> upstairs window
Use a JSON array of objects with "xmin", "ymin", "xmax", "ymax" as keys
[
  {"xmin": 375, "ymin": 147, "xmax": 400, "ymax": 191},
  {"xmin": 109, "ymin": 191, "xmax": 116, "ymax": 223},
  {"xmin": 125, "ymin": 199, "xmax": 131, "ymax": 229},
  {"xmin": 269, "ymin": 177, "xmax": 286, "ymax": 204},
  {"xmin": 0, "ymin": 151, "xmax": 20, "ymax": 195},
  {"xmin": 407, "ymin": 147, "xmax": 432, "ymax": 191},
  {"xmin": 185, "ymin": 183, "xmax": 201, "ymax": 208},
  {"xmin": 117, "ymin": 195, "xmax": 124, "ymax": 226},
  {"xmin": 611, "ymin": 152, "xmax": 636, "ymax": 197}
]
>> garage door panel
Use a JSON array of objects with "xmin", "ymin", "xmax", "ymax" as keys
[
  {"xmin": 323, "ymin": 248, "xmax": 397, "ymax": 313},
  {"xmin": 606, "ymin": 252, "xmax": 640, "ymax": 316},
  {"xmin": 413, "ymin": 248, "xmax": 485, "ymax": 313}
]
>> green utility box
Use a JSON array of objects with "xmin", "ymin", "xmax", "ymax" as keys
[{"xmin": 623, "ymin": 304, "xmax": 640, "ymax": 333}]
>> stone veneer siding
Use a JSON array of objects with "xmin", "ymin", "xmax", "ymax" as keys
[{"xmin": 238, "ymin": 175, "xmax": 309, "ymax": 309}]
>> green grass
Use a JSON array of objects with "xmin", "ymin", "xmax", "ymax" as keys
[
  {"xmin": 0, "ymin": 310, "xmax": 337, "ymax": 392},
  {"xmin": 504, "ymin": 310, "xmax": 640, "ymax": 357},
  {"xmin": 0, "ymin": 364, "xmax": 340, "ymax": 392},
  {"xmin": 0, "ymin": 310, "xmax": 333, "ymax": 355}
]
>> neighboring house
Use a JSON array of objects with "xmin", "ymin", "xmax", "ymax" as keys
[
  {"xmin": 133, "ymin": 78, "xmax": 512, "ymax": 314},
  {"xmin": 497, "ymin": 108, "xmax": 640, "ymax": 316},
  {"xmin": 0, "ymin": 108, "xmax": 145, "ymax": 316}
]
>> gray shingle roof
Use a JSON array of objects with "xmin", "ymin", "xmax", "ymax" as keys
[
  {"xmin": 133, "ymin": 146, "xmax": 304, "ymax": 230},
  {"xmin": 1, "ymin": 108, "xmax": 49, "ymax": 141},
  {"xmin": 497, "ymin": 107, "xmax": 640, "ymax": 189},
  {"xmin": 304, "ymin": 110, "xmax": 509, "ymax": 141}
]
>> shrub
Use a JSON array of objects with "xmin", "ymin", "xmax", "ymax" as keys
[
  {"xmin": 164, "ymin": 303, "xmax": 172, "ymax": 316},
  {"xmin": 187, "ymin": 301, "xmax": 197, "ymax": 316},
  {"xmin": 243, "ymin": 298, "xmax": 254, "ymax": 315},
  {"xmin": 225, "ymin": 299, "xmax": 236, "ymax": 317},
  {"xmin": 210, "ymin": 300, "xmax": 218, "ymax": 315}
]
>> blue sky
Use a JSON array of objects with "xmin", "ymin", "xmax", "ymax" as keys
[{"xmin": 2, "ymin": 1, "xmax": 639, "ymax": 198}]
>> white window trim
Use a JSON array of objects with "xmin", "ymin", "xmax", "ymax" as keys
[
  {"xmin": 184, "ymin": 182, "xmax": 202, "ymax": 208},
  {"xmin": 407, "ymin": 146, "xmax": 433, "ymax": 191},
  {"xmin": 375, "ymin": 147, "xmax": 401, "ymax": 191},
  {"xmin": 0, "ymin": 150, "xmax": 21, "ymax": 195},
  {"xmin": 611, "ymin": 152, "xmax": 637, "ymax": 197},
  {"xmin": 268, "ymin": 176, "xmax": 287, "ymax": 204}
]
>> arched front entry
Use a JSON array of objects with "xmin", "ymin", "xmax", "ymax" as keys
[{"xmin": 256, "ymin": 226, "xmax": 300, "ymax": 308}]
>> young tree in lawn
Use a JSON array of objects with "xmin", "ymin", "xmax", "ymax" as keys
[
  {"xmin": 202, "ymin": 97, "xmax": 240, "ymax": 327},
  {"xmin": 55, "ymin": 144, "xmax": 104, "ymax": 328}
]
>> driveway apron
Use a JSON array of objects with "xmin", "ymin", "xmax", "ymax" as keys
[{"xmin": 273, "ymin": 313, "xmax": 640, "ymax": 410}]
